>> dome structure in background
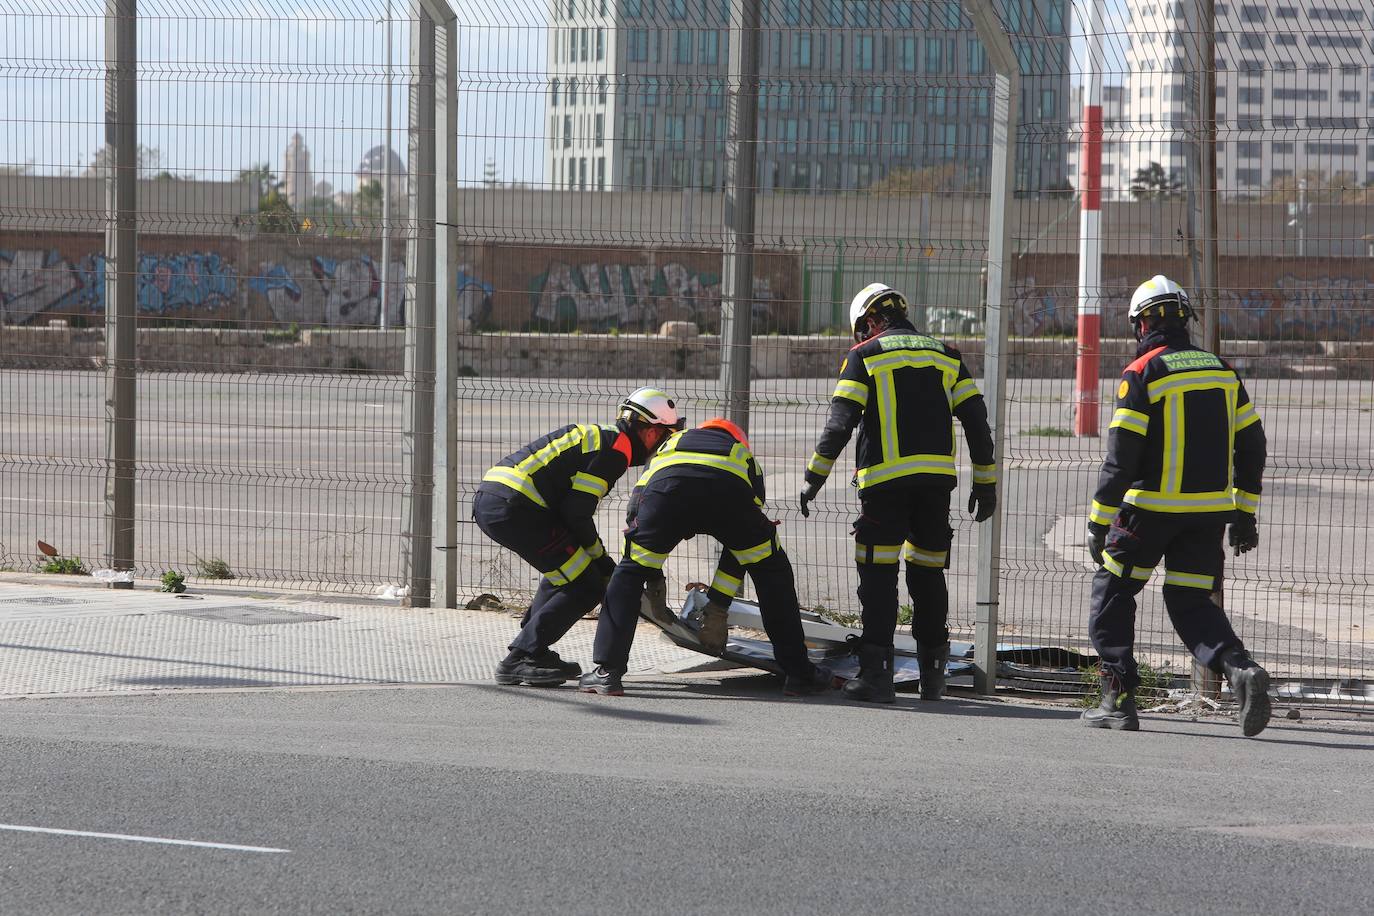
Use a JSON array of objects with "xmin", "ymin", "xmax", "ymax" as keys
[{"xmin": 356, "ymin": 145, "xmax": 407, "ymax": 180}]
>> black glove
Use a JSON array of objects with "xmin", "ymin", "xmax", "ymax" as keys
[
  {"xmin": 799, "ymin": 480, "xmax": 820, "ymax": 518},
  {"xmin": 1086, "ymin": 522, "xmax": 1108, "ymax": 566},
  {"xmin": 593, "ymin": 553, "xmax": 617, "ymax": 583},
  {"xmin": 967, "ymin": 483, "xmax": 997, "ymax": 523},
  {"xmin": 1228, "ymin": 512, "xmax": 1259, "ymax": 556}
]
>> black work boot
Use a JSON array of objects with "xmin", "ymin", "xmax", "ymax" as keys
[
  {"xmin": 916, "ymin": 641, "xmax": 950, "ymax": 701},
  {"xmin": 494, "ymin": 650, "xmax": 568, "ymax": 687},
  {"xmin": 842, "ymin": 642, "xmax": 896, "ymax": 704},
  {"xmin": 578, "ymin": 666, "xmax": 626, "ymax": 696},
  {"xmin": 1081, "ymin": 674, "xmax": 1140, "ymax": 731},
  {"xmin": 783, "ymin": 663, "xmax": 835, "ymax": 697},
  {"xmin": 530, "ymin": 648, "xmax": 581, "ymax": 679},
  {"xmin": 1222, "ymin": 649, "xmax": 1272, "ymax": 737}
]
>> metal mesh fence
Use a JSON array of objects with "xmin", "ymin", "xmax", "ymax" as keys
[
  {"xmin": 2, "ymin": 0, "xmax": 1371, "ymax": 700},
  {"xmin": 1, "ymin": 0, "xmax": 428, "ymax": 592}
]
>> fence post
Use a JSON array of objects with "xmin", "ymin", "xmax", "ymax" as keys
[
  {"xmin": 401, "ymin": 7, "xmax": 436, "ymax": 607},
  {"xmin": 719, "ymin": 0, "xmax": 760, "ymax": 424},
  {"xmin": 967, "ymin": 0, "xmax": 1019, "ymax": 695},
  {"xmin": 103, "ymin": 0, "xmax": 137, "ymax": 586},
  {"xmin": 428, "ymin": 1, "xmax": 459, "ymax": 609}
]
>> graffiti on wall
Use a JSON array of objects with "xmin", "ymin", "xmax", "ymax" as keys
[
  {"xmin": 1011, "ymin": 268, "xmax": 1374, "ymax": 340},
  {"xmin": 248, "ymin": 255, "xmax": 405, "ymax": 328},
  {"xmin": 0, "ymin": 249, "xmax": 236, "ymax": 324},
  {"xmin": 530, "ymin": 261, "xmax": 780, "ymax": 332}
]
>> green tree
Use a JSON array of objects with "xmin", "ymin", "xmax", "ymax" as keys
[
  {"xmin": 355, "ymin": 179, "xmax": 384, "ymax": 219},
  {"xmin": 257, "ymin": 188, "xmax": 300, "ymax": 234},
  {"xmin": 1129, "ymin": 161, "xmax": 1183, "ymax": 200}
]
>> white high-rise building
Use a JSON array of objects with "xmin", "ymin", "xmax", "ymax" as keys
[
  {"xmin": 282, "ymin": 132, "xmax": 313, "ymax": 208},
  {"xmin": 1123, "ymin": 0, "xmax": 1371, "ymax": 196},
  {"xmin": 545, "ymin": 0, "xmax": 1071, "ymax": 194}
]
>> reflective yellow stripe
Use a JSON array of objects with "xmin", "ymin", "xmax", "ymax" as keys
[
  {"xmin": 972, "ymin": 463, "xmax": 997, "ymax": 485},
  {"xmin": 856, "ymin": 542, "xmax": 902, "ymax": 565},
  {"xmin": 807, "ymin": 451, "xmax": 835, "ymax": 477},
  {"xmin": 863, "ymin": 349, "xmax": 960, "ymax": 377},
  {"xmin": 1233, "ymin": 488, "xmax": 1260, "ymax": 514},
  {"xmin": 731, "ymin": 538, "xmax": 776, "ymax": 566},
  {"xmin": 902, "ymin": 542, "xmax": 947, "ymax": 568},
  {"xmin": 833, "ymin": 379, "xmax": 869, "ymax": 407},
  {"xmin": 1089, "ymin": 500, "xmax": 1117, "ymax": 526},
  {"xmin": 1146, "ymin": 370, "xmax": 1239, "ymax": 403},
  {"xmin": 639, "ymin": 436, "xmax": 753, "ymax": 490},
  {"xmin": 951, "ymin": 377, "xmax": 980, "ymax": 408},
  {"xmin": 1234, "ymin": 401, "xmax": 1260, "ymax": 431},
  {"xmin": 581, "ymin": 425, "xmax": 603, "ymax": 453},
  {"xmin": 1164, "ymin": 569, "xmax": 1215, "ymax": 590},
  {"xmin": 1102, "ymin": 554, "xmax": 1152, "ymax": 580},
  {"xmin": 544, "ymin": 547, "xmax": 592, "ymax": 586},
  {"xmin": 709, "ymin": 568, "xmax": 743, "ymax": 598},
  {"xmin": 1124, "ymin": 489, "xmax": 1237, "ymax": 513},
  {"xmin": 1162, "ymin": 391, "xmax": 1184, "ymax": 493},
  {"xmin": 626, "ymin": 539, "xmax": 669, "ymax": 570},
  {"xmin": 1109, "ymin": 407, "xmax": 1149, "ymax": 437},
  {"xmin": 570, "ymin": 471, "xmax": 609, "ymax": 498},
  {"xmin": 482, "ymin": 467, "xmax": 549, "ymax": 508},
  {"xmin": 585, "ymin": 539, "xmax": 605, "ymax": 560},
  {"xmin": 855, "ymin": 454, "xmax": 957, "ymax": 489},
  {"xmin": 875, "ymin": 369, "xmax": 900, "ymax": 464},
  {"xmin": 514, "ymin": 425, "xmax": 591, "ymax": 478}
]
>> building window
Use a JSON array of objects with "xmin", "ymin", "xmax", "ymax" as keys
[
  {"xmin": 1308, "ymin": 35, "xmax": 1362, "ymax": 49},
  {"xmin": 628, "ymin": 29, "xmax": 648, "ymax": 62},
  {"xmin": 854, "ymin": 35, "xmax": 874, "ymax": 71},
  {"xmin": 1238, "ymin": 5, "xmax": 1265, "ymax": 22},
  {"xmin": 596, "ymin": 28, "xmax": 604, "ymax": 60},
  {"xmin": 598, "ymin": 75, "xmax": 608, "ymax": 104},
  {"xmin": 674, "ymin": 30, "xmax": 692, "ymax": 64},
  {"xmin": 1274, "ymin": 5, "xmax": 1296, "ymax": 17},
  {"xmin": 783, "ymin": 0, "xmax": 802, "ymax": 24},
  {"xmin": 1274, "ymin": 34, "xmax": 1296, "ymax": 46},
  {"xmin": 893, "ymin": 122, "xmax": 910, "ymax": 158},
  {"xmin": 700, "ymin": 30, "xmax": 720, "ymax": 66},
  {"xmin": 1339, "ymin": 90, "xmax": 1361, "ymax": 103},
  {"xmin": 793, "ymin": 32, "xmax": 813, "ymax": 69},
  {"xmin": 568, "ymin": 77, "xmax": 578, "ymax": 106},
  {"xmin": 594, "ymin": 113, "xmax": 604, "ymax": 147},
  {"xmin": 925, "ymin": 37, "xmax": 942, "ymax": 74},
  {"xmin": 826, "ymin": 0, "xmax": 843, "ymax": 27},
  {"xmin": 1271, "ymin": 142, "xmax": 1293, "ymax": 154},
  {"xmin": 1236, "ymin": 142, "xmax": 1261, "ymax": 158},
  {"xmin": 644, "ymin": 76, "xmax": 658, "ymax": 107},
  {"xmin": 550, "ymin": 78, "xmax": 559, "ymax": 107},
  {"xmin": 1239, "ymin": 87, "xmax": 1263, "ymax": 105},
  {"xmin": 1040, "ymin": 89, "xmax": 1056, "ymax": 119},
  {"xmin": 670, "ymin": 0, "xmax": 687, "ymax": 18},
  {"xmin": 596, "ymin": 158, "xmax": 605, "ymax": 191},
  {"xmin": 1238, "ymin": 34, "xmax": 1265, "ymax": 51},
  {"xmin": 895, "ymin": 1, "xmax": 915, "ymax": 28},
  {"xmin": 820, "ymin": 83, "xmax": 836, "ymax": 112},
  {"xmin": 1047, "ymin": 0, "xmax": 1065, "ymax": 34},
  {"xmin": 864, "ymin": 85, "xmax": 884, "ymax": 115},
  {"xmin": 967, "ymin": 40, "xmax": 986, "ymax": 75},
  {"xmin": 826, "ymin": 120, "xmax": 841, "ymax": 154},
  {"xmin": 622, "ymin": 114, "xmax": 640, "ymax": 148},
  {"xmin": 626, "ymin": 0, "xmax": 642, "ymax": 16},
  {"xmin": 707, "ymin": 78, "xmax": 723, "ymax": 109},
  {"xmin": 849, "ymin": 120, "xmax": 869, "ymax": 155},
  {"xmin": 567, "ymin": 0, "xmax": 575, "ymax": 16},
  {"xmin": 563, "ymin": 115, "xmax": 572, "ymax": 149}
]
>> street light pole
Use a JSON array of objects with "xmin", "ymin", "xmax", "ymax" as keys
[{"xmin": 380, "ymin": 0, "xmax": 393, "ymax": 331}]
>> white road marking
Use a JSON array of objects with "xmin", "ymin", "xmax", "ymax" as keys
[{"xmin": 0, "ymin": 823, "xmax": 290, "ymax": 853}]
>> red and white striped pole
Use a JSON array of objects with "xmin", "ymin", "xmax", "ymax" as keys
[{"xmin": 1075, "ymin": 0, "xmax": 1105, "ymax": 437}]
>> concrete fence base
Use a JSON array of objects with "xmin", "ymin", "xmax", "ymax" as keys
[{"xmin": 1, "ymin": 326, "xmax": 1369, "ymax": 379}]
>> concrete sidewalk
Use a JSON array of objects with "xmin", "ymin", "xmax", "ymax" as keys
[{"xmin": 0, "ymin": 576, "xmax": 720, "ymax": 699}]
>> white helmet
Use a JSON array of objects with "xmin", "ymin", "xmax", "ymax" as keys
[
  {"xmin": 849, "ymin": 282, "xmax": 908, "ymax": 342},
  {"xmin": 618, "ymin": 387, "xmax": 684, "ymax": 430},
  {"xmin": 1129, "ymin": 275, "xmax": 1193, "ymax": 325}
]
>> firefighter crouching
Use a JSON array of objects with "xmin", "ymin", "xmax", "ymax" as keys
[
  {"xmin": 472, "ymin": 388, "xmax": 683, "ymax": 687},
  {"xmin": 1084, "ymin": 275, "xmax": 1271, "ymax": 736},
  {"xmin": 799, "ymin": 282, "xmax": 998, "ymax": 704},
  {"xmin": 579, "ymin": 418, "xmax": 834, "ymax": 698}
]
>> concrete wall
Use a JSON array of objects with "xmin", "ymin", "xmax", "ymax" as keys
[{"xmin": 3, "ymin": 326, "xmax": 1368, "ymax": 380}]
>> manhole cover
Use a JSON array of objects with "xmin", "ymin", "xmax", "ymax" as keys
[
  {"xmin": 0, "ymin": 596, "xmax": 90, "ymax": 606},
  {"xmin": 162, "ymin": 605, "xmax": 338, "ymax": 626}
]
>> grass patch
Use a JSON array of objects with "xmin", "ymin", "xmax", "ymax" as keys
[
  {"xmin": 194, "ymin": 556, "xmax": 234, "ymax": 580},
  {"xmin": 1079, "ymin": 660, "xmax": 1172, "ymax": 708},
  {"xmin": 1022, "ymin": 425, "xmax": 1072, "ymax": 437},
  {"xmin": 40, "ymin": 556, "xmax": 88, "ymax": 575}
]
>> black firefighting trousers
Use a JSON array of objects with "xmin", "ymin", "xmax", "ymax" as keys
[{"xmin": 851, "ymin": 485, "xmax": 955, "ymax": 649}]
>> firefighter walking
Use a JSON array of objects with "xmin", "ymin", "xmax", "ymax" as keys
[
  {"xmin": 579, "ymin": 418, "xmax": 833, "ymax": 697},
  {"xmin": 1084, "ymin": 275, "xmax": 1271, "ymax": 736},
  {"xmin": 799, "ymin": 283, "xmax": 997, "ymax": 703},
  {"xmin": 472, "ymin": 388, "xmax": 683, "ymax": 687}
]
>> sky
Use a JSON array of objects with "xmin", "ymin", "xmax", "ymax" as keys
[{"xmin": 2, "ymin": 0, "xmax": 1127, "ymax": 190}]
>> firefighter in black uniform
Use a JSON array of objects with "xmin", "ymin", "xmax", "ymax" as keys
[
  {"xmin": 579, "ymin": 418, "xmax": 833, "ymax": 697},
  {"xmin": 473, "ymin": 387, "xmax": 683, "ymax": 687},
  {"xmin": 798, "ymin": 283, "xmax": 997, "ymax": 704},
  {"xmin": 1084, "ymin": 275, "xmax": 1270, "ymax": 736}
]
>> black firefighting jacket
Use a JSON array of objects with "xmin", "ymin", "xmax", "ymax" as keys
[
  {"xmin": 479, "ymin": 423, "xmax": 640, "ymax": 557},
  {"xmin": 1090, "ymin": 331, "xmax": 1266, "ymax": 525},
  {"xmin": 804, "ymin": 318, "xmax": 995, "ymax": 495},
  {"xmin": 633, "ymin": 426, "xmax": 765, "ymax": 506}
]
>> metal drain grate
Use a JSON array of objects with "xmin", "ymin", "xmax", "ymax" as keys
[
  {"xmin": 0, "ymin": 596, "xmax": 90, "ymax": 606},
  {"xmin": 161, "ymin": 605, "xmax": 339, "ymax": 626}
]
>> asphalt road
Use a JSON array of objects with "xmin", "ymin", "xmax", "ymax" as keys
[
  {"xmin": 0, "ymin": 682, "xmax": 1370, "ymax": 915},
  {"xmin": 3, "ymin": 371, "xmax": 1370, "ymax": 678}
]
